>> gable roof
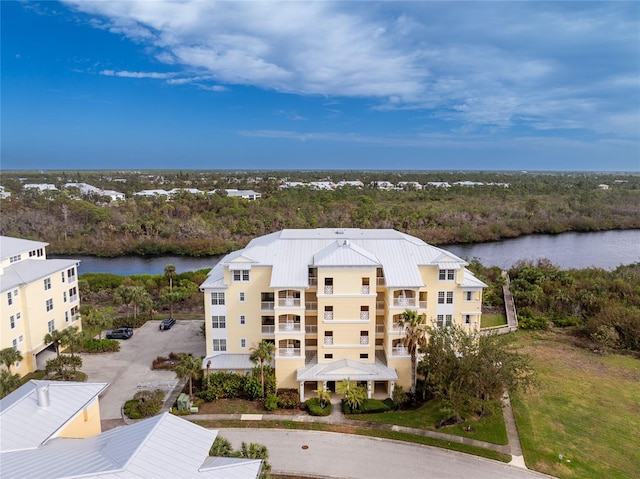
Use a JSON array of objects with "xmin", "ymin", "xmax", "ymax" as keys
[{"xmin": 297, "ymin": 356, "xmax": 398, "ymax": 382}]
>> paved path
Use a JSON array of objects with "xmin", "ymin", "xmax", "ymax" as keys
[{"xmin": 502, "ymin": 270, "xmax": 519, "ymax": 331}]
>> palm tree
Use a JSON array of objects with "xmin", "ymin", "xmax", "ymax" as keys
[
  {"xmin": 249, "ymin": 341, "xmax": 275, "ymax": 398},
  {"xmin": 0, "ymin": 370, "xmax": 22, "ymax": 399},
  {"xmin": 398, "ymin": 309, "xmax": 428, "ymax": 394},
  {"xmin": 84, "ymin": 308, "xmax": 112, "ymax": 340},
  {"xmin": 63, "ymin": 326, "xmax": 82, "ymax": 358},
  {"xmin": 0, "ymin": 347, "xmax": 23, "ymax": 373},
  {"xmin": 164, "ymin": 264, "xmax": 177, "ymax": 317},
  {"xmin": 239, "ymin": 442, "xmax": 271, "ymax": 479},
  {"xmin": 174, "ymin": 353, "xmax": 202, "ymax": 398},
  {"xmin": 44, "ymin": 329, "xmax": 67, "ymax": 357},
  {"xmin": 313, "ymin": 388, "xmax": 332, "ymax": 408}
]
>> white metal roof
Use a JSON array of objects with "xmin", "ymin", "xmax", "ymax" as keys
[
  {"xmin": 0, "ymin": 412, "xmax": 261, "ymax": 479},
  {"xmin": 297, "ymin": 356, "xmax": 398, "ymax": 382},
  {"xmin": 1, "ymin": 258, "xmax": 80, "ymax": 292},
  {"xmin": 202, "ymin": 354, "xmax": 255, "ymax": 371},
  {"xmin": 201, "ymin": 228, "xmax": 469, "ymax": 290},
  {"xmin": 0, "ymin": 380, "xmax": 108, "ymax": 453},
  {"xmin": 0, "ymin": 236, "xmax": 48, "ymax": 261}
]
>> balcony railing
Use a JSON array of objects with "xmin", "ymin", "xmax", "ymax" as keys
[
  {"xmin": 72, "ymin": 314, "xmax": 81, "ymax": 322},
  {"xmin": 376, "ymin": 301, "xmax": 385, "ymax": 311},
  {"xmin": 360, "ymin": 311, "xmax": 370, "ymax": 321},
  {"xmin": 309, "ymin": 277, "xmax": 318, "ymax": 286},
  {"xmin": 305, "ymin": 301, "xmax": 317, "ymax": 311},
  {"xmin": 261, "ymin": 325, "xmax": 275, "ymax": 334},
  {"xmin": 391, "ymin": 346, "xmax": 409, "ymax": 356},
  {"xmin": 391, "ymin": 323, "xmax": 407, "ymax": 333},
  {"xmin": 324, "ymin": 336, "xmax": 333, "ymax": 345},
  {"xmin": 69, "ymin": 295, "xmax": 78, "ymax": 303},
  {"xmin": 324, "ymin": 311, "xmax": 334, "ymax": 321},
  {"xmin": 376, "ymin": 277, "xmax": 385, "ymax": 286},
  {"xmin": 360, "ymin": 336, "xmax": 369, "ymax": 345},
  {"xmin": 375, "ymin": 324, "xmax": 384, "ymax": 334},
  {"xmin": 419, "ymin": 301, "xmax": 427, "ymax": 309},
  {"xmin": 305, "ymin": 324, "xmax": 317, "ymax": 334},
  {"xmin": 393, "ymin": 298, "xmax": 416, "ymax": 307},
  {"xmin": 324, "ymin": 286, "xmax": 334, "ymax": 295},
  {"xmin": 361, "ymin": 285, "xmax": 370, "ymax": 294},
  {"xmin": 278, "ymin": 347, "xmax": 301, "ymax": 357},
  {"xmin": 261, "ymin": 301, "xmax": 275, "ymax": 311},
  {"xmin": 278, "ymin": 298, "xmax": 301, "ymax": 308},
  {"xmin": 278, "ymin": 322, "xmax": 302, "ymax": 332}
]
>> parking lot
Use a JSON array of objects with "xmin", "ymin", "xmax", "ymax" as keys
[{"xmin": 81, "ymin": 319, "xmax": 205, "ymax": 421}]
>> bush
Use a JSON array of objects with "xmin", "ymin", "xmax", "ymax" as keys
[
  {"xmin": 80, "ymin": 273, "xmax": 124, "ymax": 291},
  {"xmin": 124, "ymin": 389, "xmax": 165, "ymax": 419},
  {"xmin": 551, "ymin": 312, "xmax": 582, "ymax": 327},
  {"xmin": 264, "ymin": 393, "xmax": 279, "ymax": 411},
  {"xmin": 343, "ymin": 398, "xmax": 391, "ymax": 415},
  {"xmin": 518, "ymin": 311, "xmax": 549, "ymax": 330},
  {"xmin": 244, "ymin": 375, "xmax": 263, "ymax": 400},
  {"xmin": 305, "ymin": 397, "xmax": 332, "ymax": 416},
  {"xmin": 82, "ymin": 338, "xmax": 120, "ymax": 353},
  {"xmin": 276, "ymin": 388, "xmax": 300, "ymax": 409},
  {"xmin": 113, "ymin": 316, "xmax": 148, "ymax": 329},
  {"xmin": 199, "ymin": 372, "xmax": 246, "ymax": 401}
]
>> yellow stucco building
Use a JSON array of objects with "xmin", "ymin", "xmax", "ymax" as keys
[
  {"xmin": 1, "ymin": 236, "xmax": 81, "ymax": 376},
  {"xmin": 200, "ymin": 228, "xmax": 486, "ymax": 400}
]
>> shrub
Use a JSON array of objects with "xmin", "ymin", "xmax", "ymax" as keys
[
  {"xmin": 343, "ymin": 398, "xmax": 390, "ymax": 415},
  {"xmin": 152, "ymin": 355, "xmax": 177, "ymax": 370},
  {"xmin": 199, "ymin": 372, "xmax": 246, "ymax": 401},
  {"xmin": 276, "ymin": 388, "xmax": 300, "ymax": 409},
  {"xmin": 551, "ymin": 312, "xmax": 582, "ymax": 327},
  {"xmin": 244, "ymin": 375, "xmax": 262, "ymax": 400},
  {"xmin": 82, "ymin": 338, "xmax": 120, "ymax": 353},
  {"xmin": 124, "ymin": 389, "xmax": 165, "ymax": 419},
  {"xmin": 305, "ymin": 397, "xmax": 332, "ymax": 416},
  {"xmin": 113, "ymin": 316, "xmax": 148, "ymax": 329},
  {"xmin": 518, "ymin": 312, "xmax": 549, "ymax": 330},
  {"xmin": 264, "ymin": 393, "xmax": 279, "ymax": 411}
]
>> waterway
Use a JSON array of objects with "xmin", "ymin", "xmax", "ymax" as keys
[{"xmin": 54, "ymin": 230, "xmax": 639, "ymax": 276}]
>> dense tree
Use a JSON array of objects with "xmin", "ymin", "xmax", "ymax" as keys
[
  {"xmin": 174, "ymin": 353, "xmax": 202, "ymax": 398},
  {"xmin": 398, "ymin": 310, "xmax": 428, "ymax": 394},
  {"xmin": 43, "ymin": 329, "xmax": 67, "ymax": 357},
  {"xmin": 0, "ymin": 370, "xmax": 22, "ymax": 399},
  {"xmin": 0, "ymin": 347, "xmax": 23, "ymax": 373},
  {"xmin": 249, "ymin": 341, "xmax": 275, "ymax": 398},
  {"xmin": 83, "ymin": 308, "xmax": 113, "ymax": 340}
]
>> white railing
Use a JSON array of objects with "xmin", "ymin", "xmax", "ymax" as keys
[
  {"xmin": 72, "ymin": 314, "xmax": 81, "ymax": 322},
  {"xmin": 360, "ymin": 336, "xmax": 369, "ymax": 345},
  {"xmin": 419, "ymin": 301, "xmax": 427, "ymax": 309},
  {"xmin": 361, "ymin": 285, "xmax": 370, "ymax": 294},
  {"xmin": 324, "ymin": 336, "xmax": 333, "ymax": 345},
  {"xmin": 324, "ymin": 311, "xmax": 334, "ymax": 321},
  {"xmin": 261, "ymin": 325, "xmax": 275, "ymax": 334},
  {"xmin": 305, "ymin": 301, "xmax": 317, "ymax": 311},
  {"xmin": 278, "ymin": 322, "xmax": 301, "ymax": 332},
  {"xmin": 278, "ymin": 298, "xmax": 301, "ymax": 307},
  {"xmin": 305, "ymin": 325, "xmax": 317, "ymax": 334},
  {"xmin": 278, "ymin": 347, "xmax": 301, "ymax": 357},
  {"xmin": 360, "ymin": 311, "xmax": 370, "ymax": 321},
  {"xmin": 68, "ymin": 276, "xmax": 77, "ymax": 284},
  {"xmin": 391, "ymin": 346, "xmax": 409, "ymax": 356},
  {"xmin": 69, "ymin": 295, "xmax": 78, "ymax": 303},
  {"xmin": 261, "ymin": 301, "xmax": 275, "ymax": 311},
  {"xmin": 393, "ymin": 298, "xmax": 416, "ymax": 307},
  {"xmin": 324, "ymin": 286, "xmax": 334, "ymax": 294},
  {"xmin": 391, "ymin": 323, "xmax": 407, "ymax": 333}
]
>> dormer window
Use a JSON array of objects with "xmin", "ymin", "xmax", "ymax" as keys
[
  {"xmin": 439, "ymin": 269, "xmax": 455, "ymax": 281},
  {"xmin": 233, "ymin": 269, "xmax": 250, "ymax": 282}
]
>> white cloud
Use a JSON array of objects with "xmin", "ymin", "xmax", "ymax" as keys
[
  {"xmin": 99, "ymin": 69, "xmax": 176, "ymax": 79},
  {"xmin": 63, "ymin": 1, "xmax": 639, "ymax": 138}
]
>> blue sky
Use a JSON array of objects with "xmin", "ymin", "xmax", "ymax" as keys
[{"xmin": 2, "ymin": 1, "xmax": 639, "ymax": 171}]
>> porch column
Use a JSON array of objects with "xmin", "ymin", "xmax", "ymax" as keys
[
  {"xmin": 367, "ymin": 380, "xmax": 372, "ymax": 399},
  {"xmin": 323, "ymin": 381, "xmax": 328, "ymax": 391},
  {"xmin": 390, "ymin": 380, "xmax": 395, "ymax": 400},
  {"xmin": 299, "ymin": 381, "xmax": 305, "ymax": 402}
]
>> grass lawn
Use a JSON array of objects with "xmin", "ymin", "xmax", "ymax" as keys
[
  {"xmin": 510, "ymin": 330, "xmax": 640, "ymax": 479},
  {"xmin": 346, "ymin": 398, "xmax": 508, "ymax": 445},
  {"xmin": 481, "ymin": 313, "xmax": 507, "ymax": 328}
]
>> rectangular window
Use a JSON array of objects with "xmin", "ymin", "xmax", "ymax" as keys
[
  {"xmin": 212, "ymin": 339, "xmax": 227, "ymax": 352},
  {"xmin": 67, "ymin": 267, "xmax": 76, "ymax": 280},
  {"xmin": 62, "ymin": 272, "xmax": 66, "ymax": 283},
  {"xmin": 445, "ymin": 315, "xmax": 453, "ymax": 327},
  {"xmin": 46, "ymin": 298, "xmax": 54, "ymax": 312},
  {"xmin": 16, "ymin": 312, "xmax": 21, "ymax": 321},
  {"xmin": 18, "ymin": 335, "xmax": 24, "ymax": 343},
  {"xmin": 465, "ymin": 315, "xmax": 472, "ymax": 325},
  {"xmin": 239, "ymin": 292, "xmax": 245, "ymax": 302},
  {"xmin": 240, "ymin": 315, "xmax": 246, "ymax": 325},
  {"xmin": 437, "ymin": 291, "xmax": 445, "ymax": 304},
  {"xmin": 240, "ymin": 339, "xmax": 246, "ymax": 348},
  {"xmin": 324, "ymin": 277, "xmax": 333, "ymax": 294},
  {"xmin": 465, "ymin": 291, "xmax": 473, "ymax": 301},
  {"xmin": 44, "ymin": 278, "xmax": 52, "ymax": 290},
  {"xmin": 65, "ymin": 311, "xmax": 70, "ymax": 323},
  {"xmin": 211, "ymin": 316, "xmax": 226, "ymax": 328},
  {"xmin": 324, "ymin": 354, "xmax": 333, "ymax": 359},
  {"xmin": 446, "ymin": 292, "xmax": 454, "ymax": 304},
  {"xmin": 360, "ymin": 353, "xmax": 369, "ymax": 359},
  {"xmin": 7, "ymin": 292, "xmax": 12, "ymax": 306},
  {"xmin": 242, "ymin": 270, "xmax": 250, "ymax": 281},
  {"xmin": 48, "ymin": 319, "xmax": 55, "ymax": 333},
  {"xmin": 210, "ymin": 292, "xmax": 225, "ymax": 305},
  {"xmin": 63, "ymin": 291, "xmax": 67, "ymax": 302},
  {"xmin": 12, "ymin": 339, "xmax": 18, "ymax": 350},
  {"xmin": 439, "ymin": 269, "xmax": 455, "ymax": 281},
  {"xmin": 233, "ymin": 269, "xmax": 250, "ymax": 282},
  {"xmin": 10, "ymin": 315, "xmax": 15, "ymax": 329},
  {"xmin": 10, "ymin": 255, "xmax": 21, "ymax": 264},
  {"xmin": 436, "ymin": 314, "xmax": 444, "ymax": 328}
]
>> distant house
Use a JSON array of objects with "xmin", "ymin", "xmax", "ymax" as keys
[
  {"xmin": 308, "ymin": 181, "xmax": 335, "ymax": 190},
  {"xmin": 372, "ymin": 181, "xmax": 395, "ymax": 190},
  {"xmin": 396, "ymin": 181, "xmax": 422, "ymax": 190},
  {"xmin": 167, "ymin": 188, "xmax": 205, "ymax": 196},
  {"xmin": 0, "ymin": 186, "xmax": 11, "ymax": 199},
  {"xmin": 133, "ymin": 189, "xmax": 170, "ymax": 197},
  {"xmin": 23, "ymin": 184, "xmax": 58, "ymax": 192},
  {"xmin": 280, "ymin": 182, "xmax": 306, "ymax": 189},
  {"xmin": 425, "ymin": 182, "xmax": 451, "ymax": 188},
  {"xmin": 0, "ymin": 381, "xmax": 262, "ymax": 479},
  {"xmin": 598, "ymin": 184, "xmax": 610, "ymax": 190},
  {"xmin": 64, "ymin": 183, "xmax": 125, "ymax": 202},
  {"xmin": 225, "ymin": 189, "xmax": 262, "ymax": 200},
  {"xmin": 335, "ymin": 180, "xmax": 364, "ymax": 188},
  {"xmin": 453, "ymin": 181, "xmax": 484, "ymax": 187}
]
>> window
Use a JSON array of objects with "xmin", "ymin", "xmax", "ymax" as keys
[
  {"xmin": 360, "ymin": 353, "xmax": 369, "ymax": 359},
  {"xmin": 69, "ymin": 287, "xmax": 77, "ymax": 300},
  {"xmin": 240, "ymin": 315, "xmax": 246, "ymax": 325},
  {"xmin": 46, "ymin": 298, "xmax": 54, "ymax": 312},
  {"xmin": 465, "ymin": 315, "xmax": 472, "ymax": 325},
  {"xmin": 63, "ymin": 291, "xmax": 67, "ymax": 303},
  {"xmin": 67, "ymin": 267, "xmax": 76, "ymax": 280},
  {"xmin": 239, "ymin": 292, "xmax": 245, "ymax": 302},
  {"xmin": 210, "ymin": 292, "xmax": 225, "ymax": 305},
  {"xmin": 7, "ymin": 291, "xmax": 12, "ymax": 306},
  {"xmin": 62, "ymin": 272, "xmax": 65, "ymax": 283},
  {"xmin": 324, "ymin": 354, "xmax": 333, "ymax": 359},
  {"xmin": 446, "ymin": 292, "xmax": 454, "ymax": 304},
  {"xmin": 240, "ymin": 339, "xmax": 246, "ymax": 348},
  {"xmin": 446, "ymin": 314, "xmax": 453, "ymax": 327},
  {"xmin": 360, "ymin": 331, "xmax": 369, "ymax": 345},
  {"xmin": 48, "ymin": 319, "xmax": 55, "ymax": 333},
  {"xmin": 360, "ymin": 305, "xmax": 369, "ymax": 320},
  {"xmin": 439, "ymin": 269, "xmax": 455, "ymax": 281},
  {"xmin": 9, "ymin": 315, "xmax": 15, "ymax": 329},
  {"xmin": 324, "ymin": 277, "xmax": 333, "ymax": 294},
  {"xmin": 212, "ymin": 339, "xmax": 227, "ymax": 352},
  {"xmin": 324, "ymin": 306, "xmax": 333, "ymax": 320},
  {"xmin": 324, "ymin": 331, "xmax": 333, "ymax": 345},
  {"xmin": 10, "ymin": 255, "xmax": 21, "ymax": 264},
  {"xmin": 18, "ymin": 335, "xmax": 24, "ymax": 343},
  {"xmin": 437, "ymin": 291, "xmax": 445, "ymax": 304},
  {"xmin": 211, "ymin": 316, "xmax": 226, "ymax": 328},
  {"xmin": 44, "ymin": 278, "xmax": 52, "ymax": 290},
  {"xmin": 12, "ymin": 339, "xmax": 18, "ymax": 350},
  {"xmin": 465, "ymin": 291, "xmax": 473, "ymax": 301},
  {"xmin": 233, "ymin": 269, "xmax": 250, "ymax": 281},
  {"xmin": 16, "ymin": 312, "xmax": 21, "ymax": 321},
  {"xmin": 65, "ymin": 311, "xmax": 70, "ymax": 323}
]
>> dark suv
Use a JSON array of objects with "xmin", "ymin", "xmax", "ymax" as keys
[
  {"xmin": 159, "ymin": 318, "xmax": 176, "ymax": 330},
  {"xmin": 106, "ymin": 327, "xmax": 133, "ymax": 340}
]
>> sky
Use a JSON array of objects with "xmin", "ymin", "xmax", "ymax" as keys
[{"xmin": 1, "ymin": 1, "xmax": 639, "ymax": 172}]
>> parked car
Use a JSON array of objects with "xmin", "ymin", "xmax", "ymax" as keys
[
  {"xmin": 106, "ymin": 327, "xmax": 133, "ymax": 340},
  {"xmin": 159, "ymin": 318, "xmax": 176, "ymax": 330}
]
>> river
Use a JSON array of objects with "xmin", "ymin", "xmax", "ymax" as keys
[{"xmin": 53, "ymin": 230, "xmax": 639, "ymax": 276}]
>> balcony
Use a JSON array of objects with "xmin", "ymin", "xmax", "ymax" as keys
[
  {"xmin": 376, "ymin": 277, "xmax": 385, "ymax": 286},
  {"xmin": 261, "ymin": 325, "xmax": 275, "ymax": 334},
  {"xmin": 309, "ymin": 277, "xmax": 318, "ymax": 286},
  {"xmin": 278, "ymin": 322, "xmax": 302, "ymax": 333},
  {"xmin": 278, "ymin": 347, "xmax": 301, "ymax": 357},
  {"xmin": 419, "ymin": 301, "xmax": 427, "ymax": 309},
  {"xmin": 278, "ymin": 298, "xmax": 301, "ymax": 308},
  {"xmin": 375, "ymin": 324, "xmax": 384, "ymax": 334},
  {"xmin": 390, "ymin": 323, "xmax": 407, "ymax": 333},
  {"xmin": 305, "ymin": 324, "xmax": 318, "ymax": 334},
  {"xmin": 72, "ymin": 313, "xmax": 81, "ymax": 322},
  {"xmin": 391, "ymin": 346, "xmax": 409, "ymax": 356},
  {"xmin": 69, "ymin": 295, "xmax": 79, "ymax": 303},
  {"xmin": 324, "ymin": 286, "xmax": 334, "ymax": 295},
  {"xmin": 305, "ymin": 301, "xmax": 317, "ymax": 311},
  {"xmin": 361, "ymin": 285, "xmax": 370, "ymax": 294},
  {"xmin": 376, "ymin": 301, "xmax": 385, "ymax": 311},
  {"xmin": 393, "ymin": 298, "xmax": 416, "ymax": 308},
  {"xmin": 261, "ymin": 301, "xmax": 275, "ymax": 311}
]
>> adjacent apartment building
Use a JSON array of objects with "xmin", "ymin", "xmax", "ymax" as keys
[
  {"xmin": 0, "ymin": 236, "xmax": 81, "ymax": 376},
  {"xmin": 200, "ymin": 228, "xmax": 486, "ymax": 401}
]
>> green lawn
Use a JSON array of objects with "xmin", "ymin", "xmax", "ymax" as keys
[
  {"xmin": 481, "ymin": 314, "xmax": 507, "ymax": 328},
  {"xmin": 510, "ymin": 331, "xmax": 640, "ymax": 479},
  {"xmin": 346, "ymin": 398, "xmax": 508, "ymax": 445}
]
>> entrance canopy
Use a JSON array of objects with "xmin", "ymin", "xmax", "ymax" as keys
[{"xmin": 296, "ymin": 356, "xmax": 398, "ymax": 382}]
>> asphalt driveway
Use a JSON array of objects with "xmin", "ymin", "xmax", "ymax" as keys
[{"xmin": 81, "ymin": 319, "xmax": 205, "ymax": 420}]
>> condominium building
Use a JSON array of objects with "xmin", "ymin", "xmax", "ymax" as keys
[
  {"xmin": 200, "ymin": 228, "xmax": 486, "ymax": 401},
  {"xmin": 0, "ymin": 236, "xmax": 81, "ymax": 376}
]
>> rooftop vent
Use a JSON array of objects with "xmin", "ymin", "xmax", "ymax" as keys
[{"xmin": 36, "ymin": 384, "xmax": 50, "ymax": 408}]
